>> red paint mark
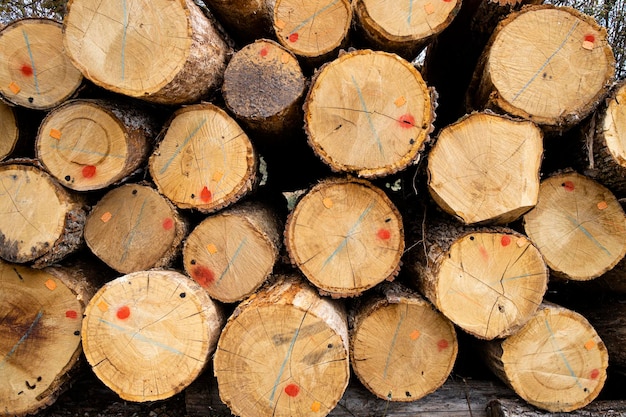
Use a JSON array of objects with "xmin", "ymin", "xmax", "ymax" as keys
[
  {"xmin": 590, "ymin": 369, "xmax": 600, "ymax": 379},
  {"xmin": 585, "ymin": 34, "xmax": 596, "ymax": 43},
  {"xmin": 377, "ymin": 229, "xmax": 391, "ymax": 240},
  {"xmin": 437, "ymin": 339, "xmax": 449, "ymax": 352},
  {"xmin": 398, "ymin": 113, "xmax": 415, "ymax": 128},
  {"xmin": 443, "ymin": 0, "xmax": 452, "ymax": 2},
  {"xmin": 284, "ymin": 383, "xmax": 300, "ymax": 397},
  {"xmin": 288, "ymin": 33, "xmax": 299, "ymax": 43},
  {"xmin": 82, "ymin": 165, "xmax": 97, "ymax": 178},
  {"xmin": 260, "ymin": 47, "xmax": 268, "ymax": 57},
  {"xmin": 479, "ymin": 246, "xmax": 489, "ymax": 261},
  {"xmin": 200, "ymin": 186, "xmax": 212, "ymax": 203},
  {"xmin": 191, "ymin": 265, "xmax": 215, "ymax": 287},
  {"xmin": 501, "ymin": 235, "xmax": 511, "ymax": 247},
  {"xmin": 116, "ymin": 305, "xmax": 131, "ymax": 320},
  {"xmin": 21, "ymin": 64, "xmax": 33, "ymax": 77},
  {"xmin": 65, "ymin": 310, "xmax": 78, "ymax": 319},
  {"xmin": 162, "ymin": 218, "xmax": 174, "ymax": 230},
  {"xmin": 563, "ymin": 181, "xmax": 575, "ymax": 192}
]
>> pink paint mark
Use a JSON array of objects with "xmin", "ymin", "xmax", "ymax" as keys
[
  {"xmin": 501, "ymin": 235, "xmax": 511, "ymax": 247},
  {"xmin": 437, "ymin": 339, "xmax": 449, "ymax": 352},
  {"xmin": 479, "ymin": 246, "xmax": 489, "ymax": 261},
  {"xmin": 563, "ymin": 181, "xmax": 575, "ymax": 192},
  {"xmin": 200, "ymin": 186, "xmax": 212, "ymax": 203},
  {"xmin": 191, "ymin": 265, "xmax": 215, "ymax": 287},
  {"xmin": 398, "ymin": 113, "xmax": 415, "ymax": 128},
  {"xmin": 585, "ymin": 34, "xmax": 596, "ymax": 43},
  {"xmin": 65, "ymin": 310, "xmax": 78, "ymax": 319},
  {"xmin": 288, "ymin": 33, "xmax": 299, "ymax": 43},
  {"xmin": 116, "ymin": 305, "xmax": 131, "ymax": 320},
  {"xmin": 21, "ymin": 64, "xmax": 33, "ymax": 77},
  {"xmin": 260, "ymin": 47, "xmax": 268, "ymax": 57},
  {"xmin": 284, "ymin": 383, "xmax": 300, "ymax": 397},
  {"xmin": 590, "ymin": 369, "xmax": 600, "ymax": 379},
  {"xmin": 82, "ymin": 165, "xmax": 97, "ymax": 178},
  {"xmin": 162, "ymin": 218, "xmax": 174, "ymax": 231},
  {"xmin": 377, "ymin": 229, "xmax": 391, "ymax": 240}
]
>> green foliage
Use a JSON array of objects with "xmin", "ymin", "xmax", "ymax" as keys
[{"xmin": 0, "ymin": 0, "xmax": 67, "ymax": 24}]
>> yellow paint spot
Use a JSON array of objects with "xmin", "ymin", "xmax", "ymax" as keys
[
  {"xmin": 49, "ymin": 129, "xmax": 62, "ymax": 140},
  {"xmin": 597, "ymin": 201, "xmax": 608, "ymax": 210},
  {"xmin": 584, "ymin": 339, "xmax": 596, "ymax": 351},
  {"xmin": 410, "ymin": 329, "xmax": 420, "ymax": 340},
  {"xmin": 8, "ymin": 82, "xmax": 20, "ymax": 94},
  {"xmin": 394, "ymin": 96, "xmax": 406, "ymax": 107},
  {"xmin": 97, "ymin": 301, "xmax": 109, "ymax": 312},
  {"xmin": 100, "ymin": 212, "xmax": 113, "ymax": 223},
  {"xmin": 206, "ymin": 243, "xmax": 218, "ymax": 254},
  {"xmin": 44, "ymin": 279, "xmax": 57, "ymax": 291},
  {"xmin": 311, "ymin": 401, "xmax": 321, "ymax": 412},
  {"xmin": 322, "ymin": 198, "xmax": 333, "ymax": 209},
  {"xmin": 212, "ymin": 171, "xmax": 224, "ymax": 182},
  {"xmin": 424, "ymin": 3, "xmax": 435, "ymax": 15}
]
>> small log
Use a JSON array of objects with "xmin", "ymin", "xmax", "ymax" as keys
[
  {"xmin": 272, "ymin": 0, "xmax": 352, "ymax": 66},
  {"xmin": 84, "ymin": 183, "xmax": 188, "ymax": 274},
  {"xmin": 479, "ymin": 302, "xmax": 609, "ymax": 413},
  {"xmin": 200, "ymin": 0, "xmax": 274, "ymax": 44},
  {"xmin": 468, "ymin": 5, "xmax": 616, "ymax": 132},
  {"xmin": 148, "ymin": 103, "xmax": 258, "ymax": 213},
  {"xmin": 0, "ymin": 259, "xmax": 95, "ymax": 416},
  {"xmin": 349, "ymin": 282, "xmax": 458, "ymax": 402},
  {"xmin": 522, "ymin": 170, "xmax": 626, "ymax": 281},
  {"xmin": 63, "ymin": 0, "xmax": 231, "ymax": 105},
  {"xmin": 0, "ymin": 101, "xmax": 18, "ymax": 161},
  {"xmin": 222, "ymin": 39, "xmax": 306, "ymax": 140},
  {"xmin": 487, "ymin": 398, "xmax": 626, "ymax": 417},
  {"xmin": 406, "ymin": 218, "xmax": 548, "ymax": 340},
  {"xmin": 0, "ymin": 18, "xmax": 83, "ymax": 110},
  {"xmin": 427, "ymin": 111, "xmax": 543, "ymax": 225},
  {"xmin": 182, "ymin": 200, "xmax": 282, "ymax": 303},
  {"xmin": 213, "ymin": 273, "xmax": 350, "ymax": 417},
  {"xmin": 284, "ymin": 177, "xmax": 404, "ymax": 297},
  {"xmin": 352, "ymin": 0, "xmax": 462, "ymax": 60},
  {"xmin": 0, "ymin": 162, "xmax": 86, "ymax": 267},
  {"xmin": 304, "ymin": 49, "xmax": 435, "ymax": 178},
  {"xmin": 81, "ymin": 269, "xmax": 224, "ymax": 402},
  {"xmin": 36, "ymin": 99, "xmax": 158, "ymax": 192}
]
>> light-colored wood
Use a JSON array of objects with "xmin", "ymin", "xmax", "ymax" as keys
[
  {"xmin": 183, "ymin": 200, "xmax": 282, "ymax": 303},
  {"xmin": 0, "ymin": 18, "xmax": 83, "ymax": 110},
  {"xmin": 407, "ymin": 219, "xmax": 548, "ymax": 340},
  {"xmin": 468, "ymin": 5, "xmax": 615, "ymax": 131},
  {"xmin": 63, "ymin": 0, "xmax": 231, "ymax": 105},
  {"xmin": 222, "ymin": 39, "xmax": 306, "ymax": 139},
  {"xmin": 0, "ymin": 260, "xmax": 94, "ymax": 416},
  {"xmin": 352, "ymin": 0, "xmax": 462, "ymax": 59},
  {"xmin": 149, "ymin": 103, "xmax": 257, "ymax": 213},
  {"xmin": 304, "ymin": 49, "xmax": 434, "ymax": 178},
  {"xmin": 81, "ymin": 269, "xmax": 224, "ymax": 402},
  {"xmin": 284, "ymin": 177, "xmax": 404, "ymax": 297},
  {"xmin": 0, "ymin": 162, "xmax": 86, "ymax": 267},
  {"xmin": 214, "ymin": 273, "xmax": 350, "ymax": 417},
  {"xmin": 200, "ymin": 0, "xmax": 275, "ymax": 43},
  {"xmin": 0, "ymin": 101, "xmax": 18, "ymax": 161},
  {"xmin": 427, "ymin": 111, "xmax": 543, "ymax": 225},
  {"xmin": 273, "ymin": 0, "xmax": 351, "ymax": 64},
  {"xmin": 84, "ymin": 183, "xmax": 188, "ymax": 274},
  {"xmin": 479, "ymin": 302, "xmax": 609, "ymax": 413},
  {"xmin": 523, "ymin": 170, "xmax": 626, "ymax": 281},
  {"xmin": 349, "ymin": 282, "xmax": 457, "ymax": 402},
  {"xmin": 36, "ymin": 99, "xmax": 157, "ymax": 191}
]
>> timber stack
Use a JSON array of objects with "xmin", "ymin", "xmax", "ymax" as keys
[{"xmin": 1, "ymin": 0, "xmax": 625, "ymax": 416}]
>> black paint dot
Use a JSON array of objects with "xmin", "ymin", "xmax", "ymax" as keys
[
  {"xmin": 469, "ymin": 236, "xmax": 475, "ymax": 241},
  {"xmin": 405, "ymin": 391, "xmax": 411, "ymax": 397},
  {"xmin": 64, "ymin": 175, "xmax": 71, "ymax": 181},
  {"xmin": 190, "ymin": 260, "xmax": 196, "ymax": 265},
  {"xmin": 37, "ymin": 376, "xmax": 42, "ymax": 382},
  {"xmin": 327, "ymin": 343, "xmax": 333, "ymax": 349},
  {"xmin": 132, "ymin": 189, "xmax": 138, "ymax": 195},
  {"xmin": 28, "ymin": 97, "xmax": 34, "ymax": 103},
  {"xmin": 74, "ymin": 330, "xmax": 80, "ymax": 336},
  {"xmin": 409, "ymin": 138, "xmax": 415, "ymax": 145},
  {"xmin": 179, "ymin": 292, "xmax": 186, "ymax": 298},
  {"xmin": 190, "ymin": 194, "xmax": 195, "ymax": 199}
]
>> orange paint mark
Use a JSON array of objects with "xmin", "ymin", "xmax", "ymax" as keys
[
  {"xmin": 191, "ymin": 265, "xmax": 215, "ymax": 287},
  {"xmin": 21, "ymin": 64, "xmax": 33, "ymax": 77},
  {"xmin": 597, "ymin": 201, "xmax": 608, "ymax": 210},
  {"xmin": 200, "ymin": 186, "xmax": 212, "ymax": 203},
  {"xmin": 311, "ymin": 401, "xmax": 322, "ymax": 412},
  {"xmin": 281, "ymin": 52, "xmax": 290, "ymax": 64},
  {"xmin": 212, "ymin": 171, "xmax": 224, "ymax": 182},
  {"xmin": 260, "ymin": 47, "xmax": 268, "ymax": 57},
  {"xmin": 162, "ymin": 217, "xmax": 174, "ymax": 230},
  {"xmin": 398, "ymin": 113, "xmax": 415, "ymax": 128},
  {"xmin": 409, "ymin": 329, "xmax": 420, "ymax": 340},
  {"xmin": 501, "ymin": 235, "xmax": 511, "ymax": 247},
  {"xmin": 49, "ymin": 129, "xmax": 62, "ymax": 140},
  {"xmin": 584, "ymin": 339, "xmax": 596, "ymax": 351},
  {"xmin": 585, "ymin": 34, "xmax": 596, "ymax": 43},
  {"xmin": 100, "ymin": 212, "xmax": 112, "ymax": 223},
  {"xmin": 82, "ymin": 165, "xmax": 96, "ymax": 178},
  {"xmin": 322, "ymin": 197, "xmax": 333, "ymax": 208},
  {"xmin": 206, "ymin": 243, "xmax": 218, "ymax": 254},
  {"xmin": 284, "ymin": 383, "xmax": 300, "ymax": 397},
  {"xmin": 424, "ymin": 2, "xmax": 435, "ymax": 14},
  {"xmin": 563, "ymin": 181, "xmax": 575, "ymax": 192},
  {"xmin": 97, "ymin": 301, "xmax": 109, "ymax": 312},
  {"xmin": 583, "ymin": 34, "xmax": 596, "ymax": 50},
  {"xmin": 288, "ymin": 32, "xmax": 299, "ymax": 43},
  {"xmin": 116, "ymin": 305, "xmax": 131, "ymax": 320},
  {"xmin": 479, "ymin": 246, "xmax": 489, "ymax": 261},
  {"xmin": 44, "ymin": 279, "xmax": 57, "ymax": 291},
  {"xmin": 275, "ymin": 19, "xmax": 286, "ymax": 29},
  {"xmin": 377, "ymin": 229, "xmax": 391, "ymax": 240},
  {"xmin": 394, "ymin": 96, "xmax": 406, "ymax": 107},
  {"xmin": 66, "ymin": 310, "xmax": 78, "ymax": 319},
  {"xmin": 8, "ymin": 82, "xmax": 20, "ymax": 94},
  {"xmin": 437, "ymin": 339, "xmax": 449, "ymax": 351},
  {"xmin": 590, "ymin": 368, "xmax": 600, "ymax": 379}
]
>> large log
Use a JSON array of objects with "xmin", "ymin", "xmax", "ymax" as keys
[
  {"xmin": 0, "ymin": 101, "xmax": 18, "ymax": 161},
  {"xmin": 200, "ymin": 0, "xmax": 275, "ymax": 44}
]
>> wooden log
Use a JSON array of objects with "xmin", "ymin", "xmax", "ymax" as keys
[
  {"xmin": 182, "ymin": 200, "xmax": 282, "ymax": 303},
  {"xmin": 478, "ymin": 302, "xmax": 609, "ymax": 413},
  {"xmin": 349, "ymin": 282, "xmax": 458, "ymax": 402},
  {"xmin": 36, "ymin": 99, "xmax": 158, "ymax": 192},
  {"xmin": 0, "ymin": 162, "xmax": 86, "ymax": 267},
  {"xmin": 272, "ymin": 0, "xmax": 352, "ymax": 67},
  {"xmin": 213, "ymin": 273, "xmax": 350, "ymax": 417},
  {"xmin": 304, "ymin": 49, "xmax": 435, "ymax": 179},
  {"xmin": 0, "ymin": 259, "xmax": 95, "ymax": 416},
  {"xmin": 284, "ymin": 177, "xmax": 404, "ymax": 297},
  {"xmin": 148, "ymin": 103, "xmax": 258, "ymax": 213},
  {"xmin": 352, "ymin": 0, "xmax": 462, "ymax": 60},
  {"xmin": 427, "ymin": 111, "xmax": 543, "ymax": 225},
  {"xmin": 467, "ymin": 5, "xmax": 616, "ymax": 132},
  {"xmin": 469, "ymin": 0, "xmax": 545, "ymax": 36},
  {"xmin": 200, "ymin": 0, "xmax": 274, "ymax": 44},
  {"xmin": 84, "ymin": 183, "xmax": 188, "ymax": 274},
  {"xmin": 0, "ymin": 18, "xmax": 83, "ymax": 110},
  {"xmin": 0, "ymin": 101, "xmax": 18, "ymax": 161},
  {"xmin": 522, "ymin": 170, "xmax": 626, "ymax": 281},
  {"xmin": 486, "ymin": 398, "xmax": 626, "ymax": 417},
  {"xmin": 222, "ymin": 38, "xmax": 306, "ymax": 140},
  {"xmin": 406, "ymin": 217, "xmax": 548, "ymax": 340},
  {"xmin": 63, "ymin": 0, "xmax": 231, "ymax": 105},
  {"xmin": 81, "ymin": 269, "xmax": 224, "ymax": 402}
]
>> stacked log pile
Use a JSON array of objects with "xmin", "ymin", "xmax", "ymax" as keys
[{"xmin": 1, "ymin": 0, "xmax": 626, "ymax": 416}]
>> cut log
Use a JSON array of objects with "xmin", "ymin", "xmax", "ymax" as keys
[
  {"xmin": 469, "ymin": 0, "xmax": 545, "ymax": 36},
  {"xmin": 63, "ymin": 0, "xmax": 231, "ymax": 105},
  {"xmin": 200, "ymin": 0, "xmax": 274, "ymax": 44},
  {"xmin": 272, "ymin": 0, "xmax": 352, "ymax": 66},
  {"xmin": 84, "ymin": 183, "xmax": 188, "ymax": 274},
  {"xmin": 0, "ymin": 101, "xmax": 18, "ymax": 161},
  {"xmin": 284, "ymin": 177, "xmax": 404, "ymax": 297},
  {"xmin": 0, "ymin": 18, "xmax": 83, "ymax": 110},
  {"xmin": 0, "ymin": 162, "xmax": 86, "ymax": 267},
  {"xmin": 213, "ymin": 273, "xmax": 350, "ymax": 417},
  {"xmin": 406, "ymin": 218, "xmax": 548, "ymax": 340},
  {"xmin": 467, "ymin": 5, "xmax": 616, "ymax": 131},
  {"xmin": 182, "ymin": 200, "xmax": 282, "ymax": 303},
  {"xmin": 487, "ymin": 398, "xmax": 626, "ymax": 417},
  {"xmin": 0, "ymin": 259, "xmax": 95, "ymax": 416},
  {"xmin": 222, "ymin": 39, "xmax": 306, "ymax": 140},
  {"xmin": 148, "ymin": 103, "xmax": 257, "ymax": 213},
  {"xmin": 36, "ymin": 99, "xmax": 158, "ymax": 192},
  {"xmin": 479, "ymin": 302, "xmax": 609, "ymax": 413},
  {"xmin": 522, "ymin": 170, "xmax": 626, "ymax": 281},
  {"xmin": 352, "ymin": 0, "xmax": 462, "ymax": 60},
  {"xmin": 81, "ymin": 269, "xmax": 224, "ymax": 402},
  {"xmin": 349, "ymin": 282, "xmax": 458, "ymax": 402},
  {"xmin": 427, "ymin": 111, "xmax": 543, "ymax": 225},
  {"xmin": 304, "ymin": 49, "xmax": 435, "ymax": 178}
]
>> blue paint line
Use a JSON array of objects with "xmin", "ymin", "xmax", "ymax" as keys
[
  {"xmin": 383, "ymin": 306, "xmax": 406, "ymax": 378},
  {"xmin": 269, "ymin": 311, "xmax": 307, "ymax": 405},
  {"xmin": 121, "ymin": 0, "xmax": 128, "ymax": 81},
  {"xmin": 159, "ymin": 117, "xmax": 208, "ymax": 175},
  {"xmin": 407, "ymin": 0, "xmax": 414, "ymax": 25},
  {"xmin": 119, "ymin": 198, "xmax": 148, "ymax": 264},
  {"xmin": 1, "ymin": 309, "xmax": 43, "ymax": 365},
  {"xmin": 544, "ymin": 318, "xmax": 584, "ymax": 390},
  {"xmin": 98, "ymin": 318, "xmax": 185, "ymax": 356},
  {"xmin": 289, "ymin": 0, "xmax": 339, "ymax": 36},
  {"xmin": 322, "ymin": 202, "xmax": 374, "ymax": 270},
  {"xmin": 565, "ymin": 215, "xmax": 611, "ymax": 257},
  {"xmin": 215, "ymin": 238, "xmax": 247, "ymax": 285},
  {"xmin": 351, "ymin": 75, "xmax": 384, "ymax": 156},
  {"xmin": 22, "ymin": 29, "xmax": 40, "ymax": 94},
  {"xmin": 49, "ymin": 142, "xmax": 125, "ymax": 159}
]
